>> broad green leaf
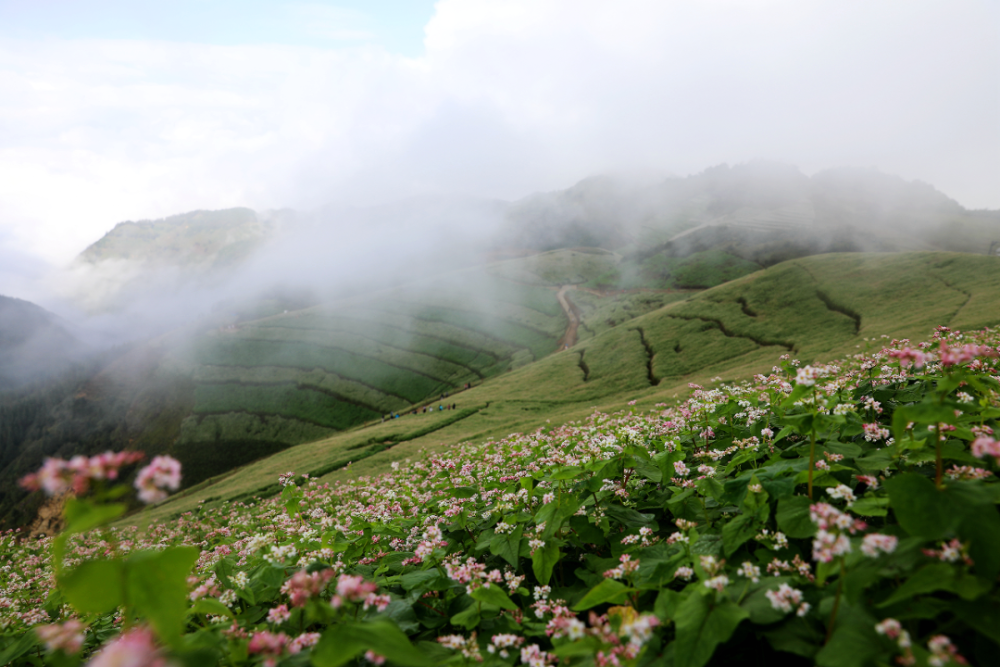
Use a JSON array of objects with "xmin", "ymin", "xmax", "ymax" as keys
[
  {"xmin": 674, "ymin": 595, "xmax": 748, "ymax": 667},
  {"xmin": 489, "ymin": 525, "xmax": 524, "ymax": 567},
  {"xmin": 127, "ymin": 546, "xmax": 199, "ymax": 645},
  {"xmin": 815, "ymin": 619, "xmax": 882, "ymax": 667},
  {"xmin": 0, "ymin": 632, "xmax": 38, "ymax": 666},
  {"xmin": 59, "ymin": 559, "xmax": 124, "ymax": 615},
  {"xmin": 654, "ymin": 589, "xmax": 684, "ymax": 622},
  {"xmin": 959, "ymin": 507, "xmax": 1000, "ymax": 581},
  {"xmin": 190, "ymin": 597, "xmax": 235, "ymax": 620},
  {"xmin": 776, "ymin": 496, "xmax": 815, "ymax": 539},
  {"xmin": 451, "ymin": 487, "xmax": 478, "ymax": 498},
  {"xmin": 572, "ymin": 579, "xmax": 632, "ymax": 611},
  {"xmin": 953, "ymin": 598, "xmax": 1000, "ymax": 646},
  {"xmin": 549, "ymin": 466, "xmax": 583, "ymax": 481},
  {"xmin": 400, "ymin": 569, "xmax": 442, "ymax": 591},
  {"xmin": 885, "ymin": 473, "xmax": 957, "ymax": 540},
  {"xmin": 552, "ymin": 637, "xmax": 602, "ymax": 658},
  {"xmin": 53, "ymin": 499, "xmax": 126, "ymax": 570},
  {"xmin": 763, "ymin": 618, "xmax": 822, "ymax": 659},
  {"xmin": 312, "ymin": 620, "xmax": 429, "ymax": 667},
  {"xmin": 470, "ymin": 584, "xmax": 517, "ymax": 610},
  {"xmin": 605, "ymin": 505, "xmax": 655, "ymax": 528},
  {"xmin": 740, "ymin": 580, "xmax": 792, "ymax": 625},
  {"xmin": 449, "ymin": 604, "xmax": 480, "ymax": 630},
  {"xmin": 633, "ymin": 458, "xmax": 662, "ymax": 483},
  {"xmin": 877, "ymin": 563, "xmax": 956, "ymax": 607},
  {"xmin": 721, "ymin": 513, "xmax": 756, "ymax": 557},
  {"xmin": 849, "ymin": 496, "xmax": 889, "ymax": 517},
  {"xmin": 531, "ymin": 542, "xmax": 561, "ymax": 586}
]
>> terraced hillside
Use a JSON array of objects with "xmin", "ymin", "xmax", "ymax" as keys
[
  {"xmin": 135, "ymin": 251, "xmax": 1000, "ymax": 524},
  {"xmin": 173, "ymin": 267, "xmax": 580, "ymax": 484}
]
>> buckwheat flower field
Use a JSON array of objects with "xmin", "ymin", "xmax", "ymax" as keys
[{"xmin": 2, "ymin": 326, "xmax": 999, "ymax": 667}]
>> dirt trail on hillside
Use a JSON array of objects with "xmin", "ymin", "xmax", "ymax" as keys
[{"xmin": 556, "ymin": 285, "xmax": 581, "ymax": 349}]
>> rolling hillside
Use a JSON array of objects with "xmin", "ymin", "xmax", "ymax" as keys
[{"xmin": 133, "ymin": 250, "xmax": 1000, "ymax": 525}]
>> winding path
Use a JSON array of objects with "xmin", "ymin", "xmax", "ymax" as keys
[{"xmin": 556, "ymin": 285, "xmax": 580, "ymax": 349}]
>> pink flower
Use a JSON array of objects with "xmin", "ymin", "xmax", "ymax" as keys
[
  {"xmin": 288, "ymin": 633, "xmax": 321, "ymax": 655},
  {"xmin": 281, "ymin": 569, "xmax": 335, "ymax": 607},
  {"xmin": 927, "ymin": 635, "xmax": 967, "ymax": 666},
  {"xmin": 35, "ymin": 620, "xmax": 86, "ymax": 654},
  {"xmin": 248, "ymin": 631, "xmax": 290, "ymax": 667},
  {"xmin": 971, "ymin": 437, "xmax": 1000, "ymax": 464},
  {"xmin": 267, "ymin": 604, "xmax": 291, "ymax": 624},
  {"xmin": 888, "ymin": 348, "xmax": 926, "ymax": 369},
  {"xmin": 88, "ymin": 627, "xmax": 165, "ymax": 667},
  {"xmin": 20, "ymin": 451, "xmax": 146, "ymax": 496},
  {"xmin": 330, "ymin": 574, "xmax": 377, "ymax": 608},
  {"xmin": 861, "ymin": 533, "xmax": 898, "ymax": 558},
  {"xmin": 365, "ymin": 650, "xmax": 387, "ymax": 665},
  {"xmin": 134, "ymin": 456, "xmax": 182, "ymax": 504}
]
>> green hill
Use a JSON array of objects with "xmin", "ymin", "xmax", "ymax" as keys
[{"xmin": 133, "ymin": 250, "xmax": 1000, "ymax": 525}]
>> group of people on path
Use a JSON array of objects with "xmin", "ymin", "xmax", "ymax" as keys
[{"xmin": 379, "ymin": 387, "xmax": 469, "ymax": 423}]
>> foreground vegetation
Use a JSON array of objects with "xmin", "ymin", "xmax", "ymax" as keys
[{"xmin": 3, "ymin": 324, "xmax": 1000, "ymax": 667}]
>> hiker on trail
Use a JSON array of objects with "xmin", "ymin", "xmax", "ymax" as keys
[{"xmin": 452, "ymin": 403, "xmax": 456, "ymax": 410}]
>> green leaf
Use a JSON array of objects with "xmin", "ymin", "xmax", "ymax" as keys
[
  {"xmin": 633, "ymin": 458, "xmax": 662, "ymax": 483},
  {"xmin": 572, "ymin": 579, "xmax": 632, "ymax": 611},
  {"xmin": 815, "ymin": 618, "xmax": 882, "ymax": 667},
  {"xmin": 400, "ymin": 569, "xmax": 442, "ymax": 591},
  {"xmin": 654, "ymin": 589, "xmax": 684, "ymax": 622},
  {"xmin": 877, "ymin": 563, "xmax": 956, "ymax": 607},
  {"xmin": 449, "ymin": 604, "xmax": 480, "ymax": 630},
  {"xmin": 470, "ymin": 584, "xmax": 517, "ymax": 610},
  {"xmin": 59, "ymin": 559, "xmax": 125, "ymax": 615},
  {"xmin": 53, "ymin": 499, "xmax": 126, "ymax": 569},
  {"xmin": 721, "ymin": 514, "xmax": 756, "ymax": 557},
  {"xmin": 489, "ymin": 525, "xmax": 524, "ymax": 567},
  {"xmin": 959, "ymin": 506, "xmax": 1000, "ymax": 581},
  {"xmin": 674, "ymin": 595, "xmax": 748, "ymax": 667},
  {"xmin": 312, "ymin": 620, "xmax": 429, "ymax": 667},
  {"xmin": 741, "ymin": 581, "xmax": 792, "ymax": 625},
  {"xmin": 0, "ymin": 632, "xmax": 39, "ymax": 666},
  {"xmin": 549, "ymin": 466, "xmax": 583, "ymax": 481},
  {"xmin": 849, "ymin": 496, "xmax": 889, "ymax": 517},
  {"xmin": 763, "ymin": 618, "xmax": 822, "ymax": 659},
  {"xmin": 451, "ymin": 487, "xmax": 477, "ymax": 498},
  {"xmin": 605, "ymin": 505, "xmax": 655, "ymax": 528},
  {"xmin": 531, "ymin": 542, "xmax": 561, "ymax": 586},
  {"xmin": 776, "ymin": 496, "xmax": 815, "ymax": 539},
  {"xmin": 885, "ymin": 473, "xmax": 957, "ymax": 540},
  {"xmin": 127, "ymin": 546, "xmax": 199, "ymax": 645},
  {"xmin": 190, "ymin": 598, "xmax": 235, "ymax": 620},
  {"xmin": 953, "ymin": 598, "xmax": 1000, "ymax": 646}
]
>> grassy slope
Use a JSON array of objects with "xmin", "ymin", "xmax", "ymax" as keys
[{"xmin": 134, "ymin": 251, "xmax": 1000, "ymax": 524}]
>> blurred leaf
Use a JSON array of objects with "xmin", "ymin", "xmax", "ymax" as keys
[
  {"xmin": 674, "ymin": 596, "xmax": 747, "ymax": 667},
  {"xmin": 59, "ymin": 559, "xmax": 124, "ymax": 615},
  {"xmin": 572, "ymin": 579, "xmax": 632, "ymax": 611},
  {"xmin": 312, "ymin": 620, "xmax": 429, "ymax": 667},
  {"xmin": 470, "ymin": 584, "xmax": 517, "ymax": 610},
  {"xmin": 776, "ymin": 496, "xmax": 814, "ymax": 539},
  {"xmin": 885, "ymin": 473, "xmax": 957, "ymax": 540},
  {"xmin": 127, "ymin": 546, "xmax": 199, "ymax": 646},
  {"xmin": 531, "ymin": 542, "xmax": 561, "ymax": 586}
]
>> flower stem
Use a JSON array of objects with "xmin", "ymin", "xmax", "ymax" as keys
[
  {"xmin": 808, "ymin": 431, "xmax": 817, "ymax": 500},
  {"xmin": 825, "ymin": 560, "xmax": 846, "ymax": 644},
  {"xmin": 934, "ymin": 423, "xmax": 944, "ymax": 488}
]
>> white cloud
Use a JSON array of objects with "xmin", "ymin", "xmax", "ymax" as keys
[{"xmin": 0, "ymin": 0, "xmax": 996, "ymax": 269}]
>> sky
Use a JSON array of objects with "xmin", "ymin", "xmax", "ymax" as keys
[{"xmin": 0, "ymin": 0, "xmax": 997, "ymax": 271}]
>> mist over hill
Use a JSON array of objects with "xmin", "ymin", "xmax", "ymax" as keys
[{"xmin": 0, "ymin": 296, "xmax": 88, "ymax": 391}]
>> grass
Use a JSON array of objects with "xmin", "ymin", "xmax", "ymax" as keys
[{"xmin": 128, "ymin": 251, "xmax": 1000, "ymax": 527}]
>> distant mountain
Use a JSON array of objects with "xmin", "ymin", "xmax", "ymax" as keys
[
  {"xmin": 0, "ymin": 296, "xmax": 87, "ymax": 391},
  {"xmin": 78, "ymin": 207, "xmax": 290, "ymax": 268},
  {"xmin": 503, "ymin": 161, "xmax": 999, "ymax": 255}
]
